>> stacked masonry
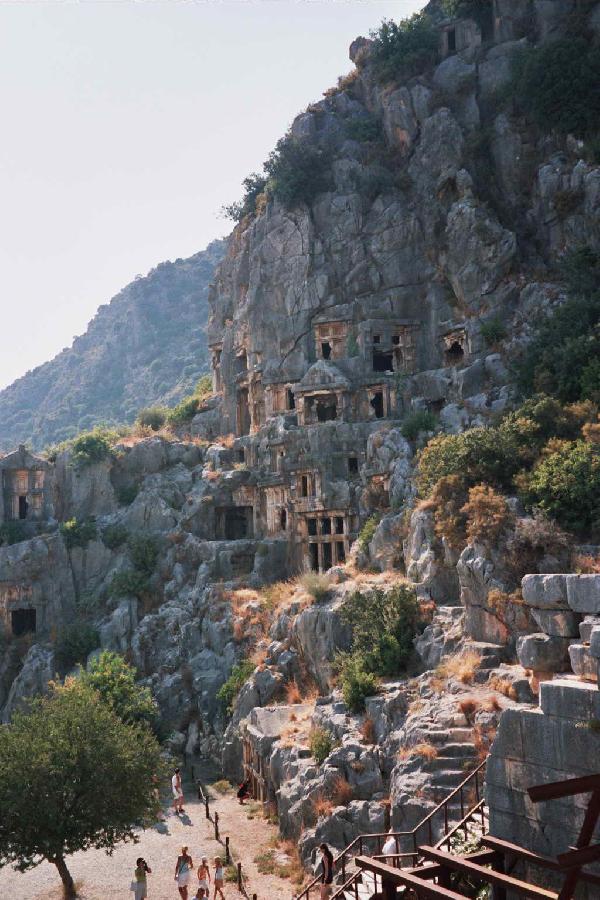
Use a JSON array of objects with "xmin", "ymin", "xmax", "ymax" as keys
[{"xmin": 488, "ymin": 573, "xmax": 600, "ymax": 898}]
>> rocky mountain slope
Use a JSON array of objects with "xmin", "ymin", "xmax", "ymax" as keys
[
  {"xmin": 2, "ymin": 1, "xmax": 600, "ymax": 895},
  {"xmin": 0, "ymin": 240, "xmax": 226, "ymax": 452}
]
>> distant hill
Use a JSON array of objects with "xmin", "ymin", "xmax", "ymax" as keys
[{"xmin": 0, "ymin": 240, "xmax": 226, "ymax": 452}]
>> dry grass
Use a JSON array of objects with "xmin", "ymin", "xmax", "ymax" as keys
[
  {"xmin": 261, "ymin": 579, "xmax": 294, "ymax": 611},
  {"xmin": 574, "ymin": 553, "xmax": 600, "ymax": 574},
  {"xmin": 299, "ymin": 571, "xmax": 332, "ymax": 602},
  {"xmin": 483, "ymin": 694, "xmax": 502, "ymax": 712},
  {"xmin": 489, "ymin": 675, "xmax": 517, "ymax": 700},
  {"xmin": 214, "ymin": 433, "xmax": 236, "ymax": 449},
  {"xmin": 330, "ymin": 775, "xmax": 354, "ymax": 806},
  {"xmin": 360, "ymin": 715, "xmax": 376, "ymax": 745},
  {"xmin": 436, "ymin": 650, "xmax": 482, "ymax": 685},
  {"xmin": 312, "ymin": 795, "xmax": 334, "ymax": 818},
  {"xmin": 285, "ymin": 680, "xmax": 303, "ymax": 705},
  {"xmin": 473, "ymin": 724, "xmax": 497, "ymax": 762},
  {"xmin": 398, "ymin": 742, "xmax": 438, "ymax": 762},
  {"xmin": 211, "ymin": 779, "xmax": 232, "ymax": 794},
  {"xmin": 458, "ymin": 698, "xmax": 480, "ymax": 724}
]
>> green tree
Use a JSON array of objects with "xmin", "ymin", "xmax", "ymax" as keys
[
  {"xmin": 80, "ymin": 651, "xmax": 158, "ymax": 727},
  {"xmin": 370, "ymin": 14, "xmax": 439, "ymax": 84},
  {"xmin": 0, "ymin": 679, "xmax": 164, "ymax": 899}
]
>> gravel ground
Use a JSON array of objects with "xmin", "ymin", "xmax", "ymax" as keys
[{"xmin": 0, "ymin": 775, "xmax": 293, "ymax": 900}]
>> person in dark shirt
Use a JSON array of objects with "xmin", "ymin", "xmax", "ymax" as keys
[{"xmin": 319, "ymin": 843, "xmax": 334, "ymax": 898}]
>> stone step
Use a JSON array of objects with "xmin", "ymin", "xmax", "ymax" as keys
[
  {"xmin": 580, "ymin": 616, "xmax": 600, "ymax": 642},
  {"xmin": 436, "ymin": 742, "xmax": 478, "ymax": 759},
  {"xmin": 428, "ymin": 769, "xmax": 471, "ymax": 787},
  {"xmin": 423, "ymin": 728, "xmax": 474, "ymax": 744},
  {"xmin": 568, "ymin": 642, "xmax": 597, "ymax": 682}
]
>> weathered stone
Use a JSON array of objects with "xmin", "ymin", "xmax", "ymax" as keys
[
  {"xmin": 565, "ymin": 575, "xmax": 600, "ymax": 614},
  {"xmin": 516, "ymin": 633, "xmax": 573, "ymax": 673}
]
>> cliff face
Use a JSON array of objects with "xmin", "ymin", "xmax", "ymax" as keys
[{"xmin": 0, "ymin": 240, "xmax": 226, "ymax": 452}]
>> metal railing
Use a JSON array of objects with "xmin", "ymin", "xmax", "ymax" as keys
[{"xmin": 296, "ymin": 757, "xmax": 488, "ymax": 900}]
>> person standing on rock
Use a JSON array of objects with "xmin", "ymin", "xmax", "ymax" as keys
[
  {"xmin": 132, "ymin": 857, "xmax": 151, "ymax": 900},
  {"xmin": 172, "ymin": 767, "xmax": 184, "ymax": 815},
  {"xmin": 175, "ymin": 846, "xmax": 193, "ymax": 900},
  {"xmin": 319, "ymin": 843, "xmax": 334, "ymax": 899}
]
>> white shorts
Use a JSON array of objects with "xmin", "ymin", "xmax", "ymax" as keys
[
  {"xmin": 173, "ymin": 790, "xmax": 184, "ymax": 800},
  {"xmin": 198, "ymin": 880, "xmax": 208, "ymax": 891},
  {"xmin": 177, "ymin": 871, "xmax": 190, "ymax": 887}
]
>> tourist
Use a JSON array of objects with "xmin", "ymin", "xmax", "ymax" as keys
[
  {"xmin": 213, "ymin": 856, "xmax": 225, "ymax": 899},
  {"xmin": 172, "ymin": 767, "xmax": 184, "ymax": 814},
  {"xmin": 319, "ymin": 843, "xmax": 334, "ymax": 899},
  {"xmin": 197, "ymin": 857, "xmax": 211, "ymax": 895},
  {"xmin": 132, "ymin": 857, "xmax": 151, "ymax": 900},
  {"xmin": 381, "ymin": 829, "xmax": 398, "ymax": 866},
  {"xmin": 194, "ymin": 890, "xmax": 207, "ymax": 900},
  {"xmin": 175, "ymin": 846, "xmax": 193, "ymax": 900},
  {"xmin": 236, "ymin": 778, "xmax": 250, "ymax": 805}
]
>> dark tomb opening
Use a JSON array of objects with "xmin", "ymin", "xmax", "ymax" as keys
[
  {"xmin": 11, "ymin": 608, "xmax": 36, "ymax": 637},
  {"xmin": 335, "ymin": 516, "xmax": 344, "ymax": 535},
  {"xmin": 348, "ymin": 456, "xmax": 359, "ymax": 475},
  {"xmin": 321, "ymin": 517, "xmax": 332, "ymax": 536},
  {"xmin": 220, "ymin": 506, "xmax": 253, "ymax": 540},
  {"xmin": 447, "ymin": 27, "xmax": 456, "ymax": 53},
  {"xmin": 301, "ymin": 475, "xmax": 309, "ymax": 497},
  {"xmin": 336, "ymin": 542, "xmax": 346, "ymax": 563},
  {"xmin": 322, "ymin": 543, "xmax": 332, "ymax": 570},
  {"xmin": 307, "ymin": 518, "xmax": 318, "ymax": 537},
  {"xmin": 372, "ymin": 349, "xmax": 394, "ymax": 373},
  {"xmin": 309, "ymin": 542, "xmax": 319, "ymax": 571},
  {"xmin": 18, "ymin": 496, "xmax": 28, "ymax": 520},
  {"xmin": 321, "ymin": 342, "xmax": 332, "ymax": 360},
  {"xmin": 445, "ymin": 341, "xmax": 465, "ymax": 365},
  {"xmin": 237, "ymin": 387, "xmax": 251, "ymax": 436},
  {"xmin": 286, "ymin": 388, "xmax": 296, "ymax": 410},
  {"xmin": 316, "ymin": 399, "xmax": 337, "ymax": 422},
  {"xmin": 392, "ymin": 335, "xmax": 400, "ymax": 346},
  {"xmin": 280, "ymin": 508, "xmax": 287, "ymax": 531},
  {"xmin": 370, "ymin": 391, "xmax": 385, "ymax": 419}
]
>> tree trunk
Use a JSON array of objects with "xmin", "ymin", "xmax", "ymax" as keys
[{"xmin": 53, "ymin": 855, "xmax": 76, "ymax": 900}]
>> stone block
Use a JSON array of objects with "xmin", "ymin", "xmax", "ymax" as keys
[
  {"xmin": 580, "ymin": 616, "xmax": 600, "ymax": 643},
  {"xmin": 566, "ymin": 575, "xmax": 600, "ymax": 614},
  {"xmin": 568, "ymin": 643, "xmax": 598, "ymax": 682},
  {"xmin": 589, "ymin": 626, "xmax": 600, "ymax": 660},
  {"xmin": 521, "ymin": 574, "xmax": 568, "ymax": 610},
  {"xmin": 539, "ymin": 678, "xmax": 598, "ymax": 721},
  {"xmin": 531, "ymin": 607, "xmax": 580, "ymax": 637},
  {"xmin": 517, "ymin": 633, "xmax": 572, "ymax": 673}
]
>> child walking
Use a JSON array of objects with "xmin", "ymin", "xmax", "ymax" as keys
[{"xmin": 213, "ymin": 857, "xmax": 225, "ymax": 899}]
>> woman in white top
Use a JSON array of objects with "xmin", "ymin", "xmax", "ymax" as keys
[
  {"xmin": 175, "ymin": 846, "xmax": 193, "ymax": 900},
  {"xmin": 172, "ymin": 767, "xmax": 184, "ymax": 814},
  {"xmin": 213, "ymin": 856, "xmax": 225, "ymax": 899}
]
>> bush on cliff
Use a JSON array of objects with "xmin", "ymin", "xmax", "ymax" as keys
[
  {"xmin": 264, "ymin": 134, "xmax": 333, "ymax": 208},
  {"xmin": 514, "ymin": 249, "xmax": 600, "ymax": 404},
  {"xmin": 309, "ymin": 726, "xmax": 333, "ymax": 765},
  {"xmin": 370, "ymin": 14, "xmax": 439, "ymax": 84},
  {"xmin": 0, "ymin": 521, "xmax": 27, "ymax": 547},
  {"xmin": 338, "ymin": 655, "xmax": 379, "ymax": 713},
  {"xmin": 60, "ymin": 517, "xmax": 97, "ymax": 549},
  {"xmin": 222, "ymin": 172, "xmax": 268, "ymax": 222},
  {"xmin": 340, "ymin": 584, "xmax": 427, "ymax": 678},
  {"xmin": 517, "ymin": 439, "xmax": 600, "ymax": 537},
  {"xmin": 217, "ymin": 659, "xmax": 256, "ymax": 714},
  {"xmin": 54, "ymin": 621, "xmax": 100, "ymax": 674},
  {"xmin": 137, "ymin": 406, "xmax": 167, "ymax": 431},
  {"xmin": 508, "ymin": 38, "xmax": 600, "ymax": 139}
]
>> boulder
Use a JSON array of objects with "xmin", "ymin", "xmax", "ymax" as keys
[{"xmin": 516, "ymin": 633, "xmax": 573, "ymax": 673}]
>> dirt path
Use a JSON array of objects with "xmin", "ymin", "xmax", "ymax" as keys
[{"xmin": 0, "ymin": 771, "xmax": 295, "ymax": 900}]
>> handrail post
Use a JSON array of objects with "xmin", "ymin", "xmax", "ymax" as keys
[
  {"xmin": 214, "ymin": 811, "xmax": 219, "ymax": 841},
  {"xmin": 205, "ymin": 795, "xmax": 210, "ymax": 819},
  {"xmin": 225, "ymin": 836, "xmax": 230, "ymax": 864},
  {"xmin": 237, "ymin": 861, "xmax": 242, "ymax": 892}
]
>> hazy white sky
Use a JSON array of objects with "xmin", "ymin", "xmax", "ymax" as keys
[{"xmin": 0, "ymin": 0, "xmax": 424, "ymax": 390}]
